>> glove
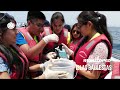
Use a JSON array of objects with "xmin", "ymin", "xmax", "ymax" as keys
[
  {"xmin": 39, "ymin": 63, "xmax": 45, "ymax": 71},
  {"xmin": 43, "ymin": 64, "xmax": 68, "ymax": 79},
  {"xmin": 61, "ymin": 43, "xmax": 74, "ymax": 56},
  {"xmin": 46, "ymin": 52, "xmax": 57, "ymax": 60},
  {"xmin": 42, "ymin": 34, "xmax": 59, "ymax": 44}
]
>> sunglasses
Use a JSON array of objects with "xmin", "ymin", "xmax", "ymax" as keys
[{"xmin": 72, "ymin": 30, "xmax": 80, "ymax": 34}]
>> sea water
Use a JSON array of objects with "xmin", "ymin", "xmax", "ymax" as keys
[{"xmin": 108, "ymin": 27, "xmax": 120, "ymax": 60}]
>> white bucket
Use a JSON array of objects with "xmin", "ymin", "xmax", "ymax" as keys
[{"xmin": 44, "ymin": 59, "xmax": 76, "ymax": 79}]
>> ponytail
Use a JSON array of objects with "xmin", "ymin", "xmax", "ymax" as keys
[{"xmin": 96, "ymin": 12, "xmax": 113, "ymax": 47}]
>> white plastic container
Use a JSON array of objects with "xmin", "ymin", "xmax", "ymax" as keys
[{"xmin": 44, "ymin": 58, "xmax": 76, "ymax": 79}]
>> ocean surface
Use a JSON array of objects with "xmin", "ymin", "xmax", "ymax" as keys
[{"xmin": 108, "ymin": 27, "xmax": 120, "ymax": 60}]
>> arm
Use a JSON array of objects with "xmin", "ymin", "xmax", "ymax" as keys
[
  {"xmin": 61, "ymin": 43, "xmax": 74, "ymax": 57},
  {"xmin": 77, "ymin": 68, "xmax": 101, "ymax": 79},
  {"xmin": 16, "ymin": 33, "xmax": 59, "ymax": 59},
  {"xmin": 0, "ymin": 57, "xmax": 11, "ymax": 79},
  {"xmin": 77, "ymin": 42, "xmax": 108, "ymax": 79},
  {"xmin": 29, "ymin": 63, "xmax": 45, "ymax": 72},
  {"xmin": 29, "ymin": 52, "xmax": 58, "ymax": 72},
  {"xmin": 0, "ymin": 72, "xmax": 11, "ymax": 79},
  {"xmin": 19, "ymin": 40, "xmax": 46, "ymax": 60}
]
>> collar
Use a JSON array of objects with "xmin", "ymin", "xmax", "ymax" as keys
[{"xmin": 89, "ymin": 32, "xmax": 100, "ymax": 41}]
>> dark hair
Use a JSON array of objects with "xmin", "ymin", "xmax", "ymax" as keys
[
  {"xmin": 50, "ymin": 12, "xmax": 65, "ymax": 30},
  {"xmin": 0, "ymin": 13, "xmax": 25, "ymax": 78},
  {"xmin": 44, "ymin": 20, "xmax": 50, "ymax": 27},
  {"xmin": 0, "ymin": 12, "xmax": 16, "ymax": 40},
  {"xmin": 70, "ymin": 23, "xmax": 82, "ymax": 42},
  {"xmin": 64, "ymin": 24, "xmax": 71, "ymax": 32},
  {"xmin": 0, "ymin": 13, "xmax": 16, "ymax": 35},
  {"xmin": 51, "ymin": 12, "xmax": 65, "ymax": 24},
  {"xmin": 74, "ymin": 11, "xmax": 113, "ymax": 57},
  {"xmin": 27, "ymin": 11, "xmax": 46, "ymax": 21}
]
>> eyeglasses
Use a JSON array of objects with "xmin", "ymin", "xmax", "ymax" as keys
[
  {"xmin": 72, "ymin": 30, "xmax": 80, "ymax": 34},
  {"xmin": 31, "ymin": 20, "xmax": 44, "ymax": 28},
  {"xmin": 34, "ymin": 23, "xmax": 44, "ymax": 28},
  {"xmin": 30, "ymin": 19, "xmax": 45, "ymax": 28},
  {"xmin": 52, "ymin": 23, "xmax": 63, "ymax": 28}
]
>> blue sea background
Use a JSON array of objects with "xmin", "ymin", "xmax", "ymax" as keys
[{"xmin": 108, "ymin": 27, "xmax": 120, "ymax": 59}]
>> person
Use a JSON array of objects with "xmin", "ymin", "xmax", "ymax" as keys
[
  {"xmin": 69, "ymin": 23, "xmax": 82, "ymax": 53},
  {"xmin": 0, "ymin": 12, "xmax": 68, "ymax": 79},
  {"xmin": 42, "ymin": 12, "xmax": 71, "ymax": 56},
  {"xmin": 16, "ymin": 11, "xmax": 59, "ymax": 78},
  {"xmin": 66, "ymin": 23, "xmax": 82, "ymax": 60},
  {"xmin": 62, "ymin": 11, "xmax": 113, "ymax": 79}
]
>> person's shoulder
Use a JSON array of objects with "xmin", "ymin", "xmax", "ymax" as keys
[
  {"xmin": 16, "ymin": 32, "xmax": 27, "ymax": 45},
  {"xmin": 96, "ymin": 42, "xmax": 108, "ymax": 48},
  {"xmin": 16, "ymin": 32, "xmax": 25, "ymax": 38}
]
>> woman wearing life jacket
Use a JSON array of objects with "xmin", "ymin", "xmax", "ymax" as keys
[
  {"xmin": 42, "ymin": 12, "xmax": 71, "ymax": 56},
  {"xmin": 68, "ymin": 23, "xmax": 82, "ymax": 60},
  {"xmin": 62, "ymin": 11, "xmax": 113, "ymax": 79},
  {"xmin": 0, "ymin": 12, "xmax": 68, "ymax": 79},
  {"xmin": 69, "ymin": 23, "xmax": 82, "ymax": 53},
  {"xmin": 16, "ymin": 11, "xmax": 59, "ymax": 78}
]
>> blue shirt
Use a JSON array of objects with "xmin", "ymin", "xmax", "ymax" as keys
[
  {"xmin": 16, "ymin": 32, "xmax": 27, "ymax": 45},
  {"xmin": 0, "ymin": 57, "xmax": 10, "ymax": 74}
]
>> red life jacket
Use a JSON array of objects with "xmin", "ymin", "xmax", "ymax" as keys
[
  {"xmin": 111, "ymin": 61, "xmax": 120, "ymax": 79},
  {"xmin": 74, "ymin": 34, "xmax": 112, "ymax": 79},
  {"xmin": 69, "ymin": 39, "xmax": 81, "ymax": 52},
  {"xmin": 18, "ymin": 27, "xmax": 42, "ymax": 64},
  {"xmin": 0, "ymin": 45, "xmax": 29, "ymax": 79},
  {"xmin": 43, "ymin": 27, "xmax": 68, "ymax": 54}
]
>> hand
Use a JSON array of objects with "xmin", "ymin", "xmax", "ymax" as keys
[
  {"xmin": 39, "ymin": 58, "xmax": 59, "ymax": 72},
  {"xmin": 61, "ymin": 43, "xmax": 74, "ymax": 56},
  {"xmin": 46, "ymin": 52, "xmax": 57, "ymax": 60},
  {"xmin": 43, "ymin": 64, "xmax": 68, "ymax": 79},
  {"xmin": 42, "ymin": 34, "xmax": 59, "ymax": 44}
]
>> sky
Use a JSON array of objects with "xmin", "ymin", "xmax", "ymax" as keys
[{"xmin": 0, "ymin": 11, "xmax": 120, "ymax": 27}]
